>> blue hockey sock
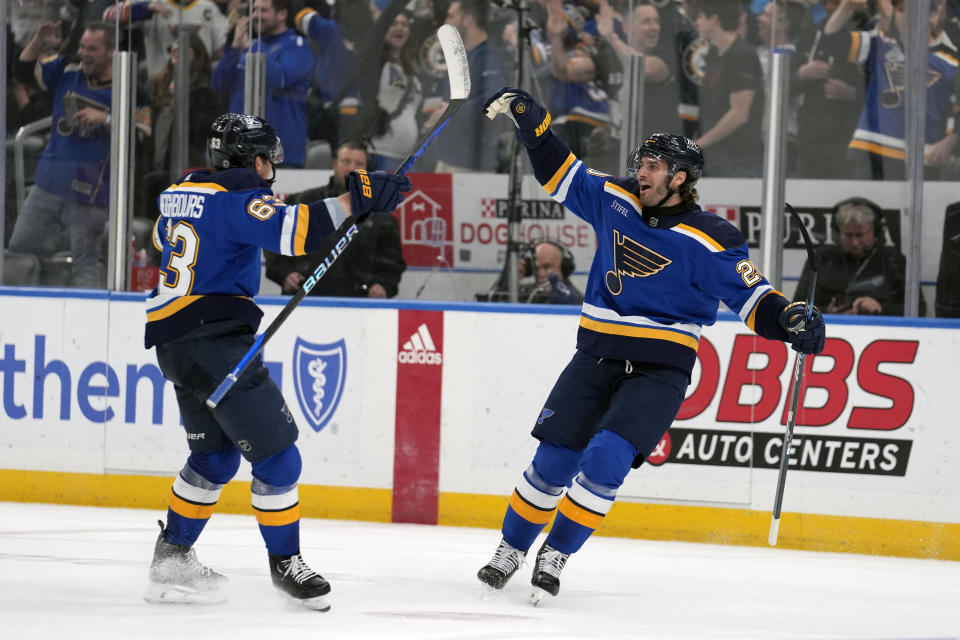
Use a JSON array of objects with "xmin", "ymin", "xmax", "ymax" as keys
[
  {"xmin": 252, "ymin": 445, "xmax": 302, "ymax": 556},
  {"xmin": 164, "ymin": 449, "xmax": 240, "ymax": 547},
  {"xmin": 545, "ymin": 472, "xmax": 616, "ymax": 554},
  {"xmin": 545, "ymin": 430, "xmax": 637, "ymax": 553},
  {"xmin": 502, "ymin": 464, "xmax": 565, "ymax": 552}
]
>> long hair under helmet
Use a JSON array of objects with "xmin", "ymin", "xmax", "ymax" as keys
[{"xmin": 627, "ymin": 133, "xmax": 703, "ymax": 206}]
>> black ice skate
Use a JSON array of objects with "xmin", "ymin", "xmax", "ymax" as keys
[
  {"xmin": 269, "ymin": 552, "xmax": 331, "ymax": 611},
  {"xmin": 477, "ymin": 539, "xmax": 526, "ymax": 589},
  {"xmin": 529, "ymin": 541, "xmax": 570, "ymax": 604},
  {"xmin": 144, "ymin": 520, "xmax": 228, "ymax": 605}
]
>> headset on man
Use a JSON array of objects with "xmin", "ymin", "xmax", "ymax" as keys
[{"xmin": 830, "ymin": 196, "xmax": 887, "ymax": 239}]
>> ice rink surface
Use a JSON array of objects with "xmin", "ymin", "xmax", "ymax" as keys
[{"xmin": 0, "ymin": 502, "xmax": 957, "ymax": 640}]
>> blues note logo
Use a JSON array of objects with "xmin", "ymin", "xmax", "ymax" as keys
[
  {"xmin": 605, "ymin": 229, "xmax": 672, "ymax": 295},
  {"xmin": 293, "ymin": 337, "xmax": 346, "ymax": 432}
]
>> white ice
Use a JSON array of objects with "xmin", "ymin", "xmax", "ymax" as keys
[{"xmin": 0, "ymin": 502, "xmax": 957, "ymax": 640}]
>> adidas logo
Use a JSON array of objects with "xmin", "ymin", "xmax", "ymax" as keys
[{"xmin": 398, "ymin": 323, "xmax": 443, "ymax": 365}]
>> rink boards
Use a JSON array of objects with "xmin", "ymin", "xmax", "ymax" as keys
[{"xmin": 1, "ymin": 289, "xmax": 958, "ymax": 560}]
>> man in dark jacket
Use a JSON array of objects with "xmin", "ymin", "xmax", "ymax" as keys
[
  {"xmin": 264, "ymin": 140, "xmax": 406, "ymax": 297},
  {"xmin": 794, "ymin": 196, "xmax": 924, "ymax": 316}
]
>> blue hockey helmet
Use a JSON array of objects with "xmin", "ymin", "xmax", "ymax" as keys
[{"xmin": 208, "ymin": 113, "xmax": 284, "ymax": 170}]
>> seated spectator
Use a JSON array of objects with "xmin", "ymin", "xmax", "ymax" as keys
[
  {"xmin": 481, "ymin": 239, "xmax": 583, "ymax": 305},
  {"xmin": 688, "ymin": 0, "xmax": 764, "ymax": 177},
  {"xmin": 263, "ymin": 141, "xmax": 406, "ymax": 298},
  {"xmin": 794, "ymin": 197, "xmax": 924, "ymax": 316},
  {"xmin": 935, "ymin": 201, "xmax": 960, "ymax": 317},
  {"xmin": 524, "ymin": 240, "xmax": 584, "ymax": 305}
]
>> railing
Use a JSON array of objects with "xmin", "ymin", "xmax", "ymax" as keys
[{"xmin": 13, "ymin": 116, "xmax": 52, "ymax": 222}]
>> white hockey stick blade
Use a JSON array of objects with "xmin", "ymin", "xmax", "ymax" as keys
[
  {"xmin": 768, "ymin": 516, "xmax": 781, "ymax": 546},
  {"xmin": 437, "ymin": 24, "xmax": 470, "ymax": 101}
]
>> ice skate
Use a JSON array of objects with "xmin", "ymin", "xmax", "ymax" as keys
[
  {"xmin": 477, "ymin": 539, "xmax": 526, "ymax": 589},
  {"xmin": 144, "ymin": 520, "xmax": 228, "ymax": 605},
  {"xmin": 269, "ymin": 552, "xmax": 331, "ymax": 611},
  {"xmin": 529, "ymin": 541, "xmax": 569, "ymax": 605}
]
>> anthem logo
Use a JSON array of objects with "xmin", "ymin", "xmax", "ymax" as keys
[{"xmin": 398, "ymin": 323, "xmax": 443, "ymax": 365}]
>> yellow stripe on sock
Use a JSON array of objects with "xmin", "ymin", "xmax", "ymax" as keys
[
  {"xmin": 255, "ymin": 504, "xmax": 301, "ymax": 526},
  {"xmin": 558, "ymin": 495, "xmax": 604, "ymax": 529},
  {"xmin": 169, "ymin": 490, "xmax": 217, "ymax": 520},
  {"xmin": 509, "ymin": 490, "xmax": 555, "ymax": 525}
]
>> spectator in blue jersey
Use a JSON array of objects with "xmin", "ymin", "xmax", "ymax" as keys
[
  {"xmin": 822, "ymin": 0, "xmax": 959, "ymax": 180},
  {"xmin": 212, "ymin": 0, "xmax": 313, "ymax": 167},
  {"xmin": 689, "ymin": 0, "xmax": 765, "ymax": 177},
  {"xmin": 475, "ymin": 87, "xmax": 826, "ymax": 601},
  {"xmin": 542, "ymin": 0, "xmax": 624, "ymax": 174},
  {"xmin": 422, "ymin": 0, "xmax": 510, "ymax": 172},
  {"xmin": 143, "ymin": 113, "xmax": 411, "ymax": 610},
  {"xmin": 9, "ymin": 20, "xmax": 152, "ymax": 288},
  {"xmin": 291, "ymin": 0, "xmax": 354, "ymax": 146}
]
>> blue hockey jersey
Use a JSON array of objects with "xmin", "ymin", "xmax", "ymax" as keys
[
  {"xmin": 211, "ymin": 29, "xmax": 313, "ymax": 167},
  {"xmin": 822, "ymin": 28, "xmax": 958, "ymax": 160},
  {"xmin": 526, "ymin": 135, "xmax": 791, "ymax": 374},
  {"xmin": 33, "ymin": 55, "xmax": 151, "ymax": 207},
  {"xmin": 144, "ymin": 168, "xmax": 343, "ymax": 347}
]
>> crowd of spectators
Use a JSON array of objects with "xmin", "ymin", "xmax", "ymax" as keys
[
  {"xmin": 3, "ymin": 0, "xmax": 960, "ymax": 314},
  {"xmin": 8, "ymin": 0, "xmax": 960, "ymax": 178}
]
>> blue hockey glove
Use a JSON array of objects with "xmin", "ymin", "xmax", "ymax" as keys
[
  {"xmin": 483, "ymin": 86, "xmax": 552, "ymax": 149},
  {"xmin": 778, "ymin": 301, "xmax": 825, "ymax": 355},
  {"xmin": 548, "ymin": 273, "xmax": 579, "ymax": 305},
  {"xmin": 347, "ymin": 170, "xmax": 412, "ymax": 216}
]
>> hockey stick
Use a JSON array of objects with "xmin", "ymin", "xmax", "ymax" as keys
[
  {"xmin": 768, "ymin": 202, "xmax": 818, "ymax": 545},
  {"xmin": 206, "ymin": 24, "xmax": 470, "ymax": 409}
]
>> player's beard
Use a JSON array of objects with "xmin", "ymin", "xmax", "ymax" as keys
[{"xmin": 637, "ymin": 177, "xmax": 670, "ymax": 208}]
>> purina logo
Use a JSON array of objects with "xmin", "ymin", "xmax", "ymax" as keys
[
  {"xmin": 398, "ymin": 323, "xmax": 442, "ymax": 365},
  {"xmin": 292, "ymin": 337, "xmax": 347, "ymax": 432}
]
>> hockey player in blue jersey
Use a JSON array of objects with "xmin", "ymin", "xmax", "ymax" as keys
[
  {"xmin": 143, "ymin": 113, "xmax": 410, "ymax": 610},
  {"xmin": 477, "ymin": 87, "xmax": 826, "ymax": 602}
]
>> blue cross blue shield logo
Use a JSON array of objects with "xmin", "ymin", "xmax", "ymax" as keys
[{"xmin": 293, "ymin": 337, "xmax": 346, "ymax": 433}]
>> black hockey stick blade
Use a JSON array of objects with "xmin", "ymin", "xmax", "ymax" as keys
[
  {"xmin": 206, "ymin": 25, "xmax": 471, "ymax": 409},
  {"xmin": 769, "ymin": 202, "xmax": 820, "ymax": 545}
]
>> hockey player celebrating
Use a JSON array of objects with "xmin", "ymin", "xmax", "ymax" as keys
[
  {"xmin": 478, "ymin": 88, "xmax": 826, "ymax": 602},
  {"xmin": 143, "ymin": 113, "xmax": 411, "ymax": 610}
]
